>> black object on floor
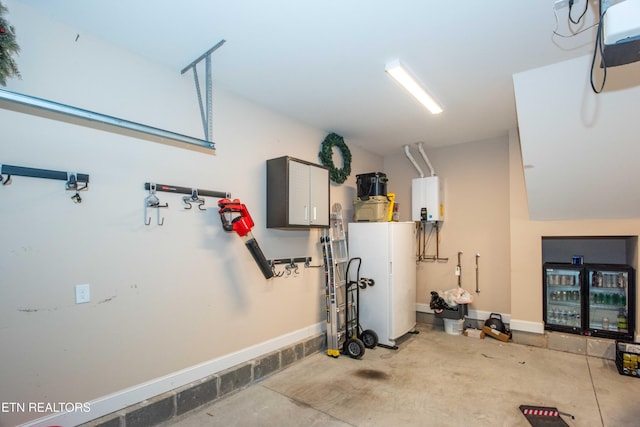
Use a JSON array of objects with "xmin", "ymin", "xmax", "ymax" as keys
[{"xmin": 519, "ymin": 405, "xmax": 572, "ymax": 427}]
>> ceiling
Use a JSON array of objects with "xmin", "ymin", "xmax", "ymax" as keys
[{"xmin": 16, "ymin": 0, "xmax": 601, "ymax": 156}]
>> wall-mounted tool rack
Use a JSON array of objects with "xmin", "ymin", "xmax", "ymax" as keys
[
  {"xmin": 269, "ymin": 257, "xmax": 313, "ymax": 266},
  {"xmin": 0, "ymin": 88, "xmax": 215, "ymax": 152},
  {"xmin": 1, "ymin": 164, "xmax": 89, "ymax": 185},
  {"xmin": 1, "ymin": 163, "xmax": 89, "ymax": 202},
  {"xmin": 143, "ymin": 182, "xmax": 230, "ymax": 226},
  {"xmin": 143, "ymin": 182, "xmax": 229, "ymax": 199},
  {"xmin": 269, "ymin": 257, "xmax": 313, "ymax": 277}
]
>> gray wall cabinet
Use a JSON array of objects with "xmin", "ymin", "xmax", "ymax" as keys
[{"xmin": 267, "ymin": 156, "xmax": 329, "ymax": 229}]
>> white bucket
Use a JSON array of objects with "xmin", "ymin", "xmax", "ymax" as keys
[{"xmin": 443, "ymin": 318, "xmax": 464, "ymax": 335}]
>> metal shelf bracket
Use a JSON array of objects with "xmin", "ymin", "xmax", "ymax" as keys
[
  {"xmin": 181, "ymin": 39, "xmax": 226, "ymax": 144},
  {"xmin": 0, "ymin": 89, "xmax": 215, "ymax": 152}
]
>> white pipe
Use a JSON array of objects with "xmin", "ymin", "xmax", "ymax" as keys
[
  {"xmin": 404, "ymin": 145, "xmax": 424, "ymax": 178},
  {"xmin": 417, "ymin": 142, "xmax": 436, "ymax": 176}
]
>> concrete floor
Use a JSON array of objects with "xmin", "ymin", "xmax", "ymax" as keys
[{"xmin": 162, "ymin": 323, "xmax": 639, "ymax": 427}]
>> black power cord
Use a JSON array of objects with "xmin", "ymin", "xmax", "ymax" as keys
[
  {"xmin": 568, "ymin": 0, "xmax": 589, "ymax": 25},
  {"xmin": 590, "ymin": 1, "xmax": 608, "ymax": 93}
]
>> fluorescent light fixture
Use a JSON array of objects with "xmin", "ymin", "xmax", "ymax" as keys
[{"xmin": 385, "ymin": 59, "xmax": 443, "ymax": 115}]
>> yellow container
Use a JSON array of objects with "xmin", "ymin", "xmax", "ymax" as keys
[
  {"xmin": 353, "ymin": 196, "xmax": 390, "ymax": 222},
  {"xmin": 387, "ymin": 193, "xmax": 396, "ymax": 221}
]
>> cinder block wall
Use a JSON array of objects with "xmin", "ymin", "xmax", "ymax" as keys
[{"xmin": 81, "ymin": 334, "xmax": 326, "ymax": 427}]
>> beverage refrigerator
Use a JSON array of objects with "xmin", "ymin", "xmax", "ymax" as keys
[{"xmin": 543, "ymin": 263, "xmax": 635, "ymax": 340}]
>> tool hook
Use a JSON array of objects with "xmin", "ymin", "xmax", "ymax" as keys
[
  {"xmin": 144, "ymin": 183, "xmax": 168, "ymax": 226},
  {"xmin": 289, "ymin": 259, "xmax": 299, "ymax": 275},
  {"xmin": 196, "ymin": 198, "xmax": 206, "ymax": 211},
  {"xmin": 182, "ymin": 195, "xmax": 193, "ymax": 210},
  {"xmin": 184, "ymin": 189, "xmax": 206, "ymax": 211},
  {"xmin": 268, "ymin": 261, "xmax": 285, "ymax": 278},
  {"xmin": 193, "ymin": 189, "xmax": 206, "ymax": 211}
]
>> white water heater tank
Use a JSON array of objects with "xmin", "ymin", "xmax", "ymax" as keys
[{"xmin": 411, "ymin": 176, "xmax": 443, "ymax": 222}]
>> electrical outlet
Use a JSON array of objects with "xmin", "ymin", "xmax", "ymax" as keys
[
  {"xmin": 75, "ymin": 284, "xmax": 90, "ymax": 304},
  {"xmin": 554, "ymin": 0, "xmax": 569, "ymax": 10}
]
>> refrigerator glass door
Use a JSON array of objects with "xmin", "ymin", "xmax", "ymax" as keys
[
  {"xmin": 544, "ymin": 266, "xmax": 582, "ymax": 331},
  {"xmin": 588, "ymin": 268, "xmax": 629, "ymax": 335}
]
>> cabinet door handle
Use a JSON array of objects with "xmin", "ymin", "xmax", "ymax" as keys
[
  {"xmin": 304, "ymin": 205, "xmax": 308, "ymax": 221},
  {"xmin": 313, "ymin": 206, "xmax": 317, "ymax": 221}
]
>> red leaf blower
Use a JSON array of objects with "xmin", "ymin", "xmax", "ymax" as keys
[{"xmin": 218, "ymin": 198, "xmax": 274, "ymax": 279}]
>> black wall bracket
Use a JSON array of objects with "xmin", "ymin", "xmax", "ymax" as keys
[
  {"xmin": 268, "ymin": 257, "xmax": 314, "ymax": 277},
  {"xmin": 1, "ymin": 163, "xmax": 89, "ymax": 203},
  {"xmin": 143, "ymin": 182, "xmax": 231, "ymax": 226},
  {"xmin": 143, "ymin": 182, "xmax": 230, "ymax": 200}
]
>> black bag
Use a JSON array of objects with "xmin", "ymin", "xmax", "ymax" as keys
[{"xmin": 429, "ymin": 291, "xmax": 451, "ymax": 311}]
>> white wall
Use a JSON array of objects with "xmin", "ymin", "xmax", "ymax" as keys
[
  {"xmin": 514, "ymin": 55, "xmax": 640, "ymax": 220},
  {"xmin": 0, "ymin": 2, "xmax": 382, "ymax": 425}
]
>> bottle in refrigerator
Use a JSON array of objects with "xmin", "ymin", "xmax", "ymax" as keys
[
  {"xmin": 617, "ymin": 309, "xmax": 628, "ymax": 332},
  {"xmin": 544, "ymin": 262, "xmax": 635, "ymax": 340},
  {"xmin": 586, "ymin": 264, "xmax": 635, "ymax": 339},
  {"xmin": 543, "ymin": 264, "xmax": 583, "ymax": 334}
]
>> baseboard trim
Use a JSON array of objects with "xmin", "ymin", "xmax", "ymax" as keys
[
  {"xmin": 21, "ymin": 322, "xmax": 325, "ymax": 427},
  {"xmin": 509, "ymin": 318, "xmax": 545, "ymax": 334}
]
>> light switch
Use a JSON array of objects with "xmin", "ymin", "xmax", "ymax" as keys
[{"xmin": 75, "ymin": 284, "xmax": 90, "ymax": 304}]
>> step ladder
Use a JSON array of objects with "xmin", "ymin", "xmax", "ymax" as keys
[{"xmin": 321, "ymin": 203, "xmax": 358, "ymax": 358}]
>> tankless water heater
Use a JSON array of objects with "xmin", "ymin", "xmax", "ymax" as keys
[{"xmin": 411, "ymin": 175, "xmax": 443, "ymax": 222}]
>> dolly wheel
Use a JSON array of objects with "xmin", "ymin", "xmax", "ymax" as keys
[
  {"xmin": 345, "ymin": 338, "xmax": 365, "ymax": 359},
  {"xmin": 360, "ymin": 329, "xmax": 379, "ymax": 349}
]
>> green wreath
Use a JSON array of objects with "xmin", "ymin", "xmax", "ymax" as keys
[
  {"xmin": 0, "ymin": 2, "xmax": 21, "ymax": 87},
  {"xmin": 319, "ymin": 133, "xmax": 351, "ymax": 184}
]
